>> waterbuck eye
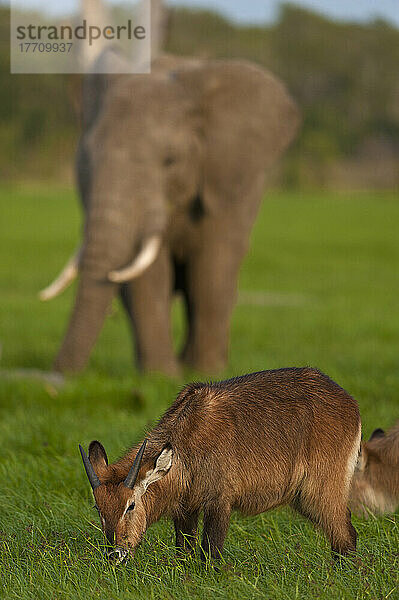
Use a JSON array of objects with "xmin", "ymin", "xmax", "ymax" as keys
[{"xmin": 126, "ymin": 502, "xmax": 135, "ymax": 512}]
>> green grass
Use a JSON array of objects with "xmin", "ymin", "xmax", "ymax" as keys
[{"xmin": 0, "ymin": 184, "xmax": 398, "ymax": 599}]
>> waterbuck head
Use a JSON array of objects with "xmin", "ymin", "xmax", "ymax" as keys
[
  {"xmin": 350, "ymin": 423, "xmax": 399, "ymax": 517},
  {"xmin": 79, "ymin": 439, "xmax": 173, "ymax": 564}
]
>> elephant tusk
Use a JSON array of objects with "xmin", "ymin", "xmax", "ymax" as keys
[
  {"xmin": 39, "ymin": 248, "xmax": 81, "ymax": 301},
  {"xmin": 108, "ymin": 236, "xmax": 162, "ymax": 283}
]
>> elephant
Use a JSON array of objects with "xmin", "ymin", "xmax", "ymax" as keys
[{"xmin": 41, "ymin": 51, "xmax": 299, "ymax": 376}]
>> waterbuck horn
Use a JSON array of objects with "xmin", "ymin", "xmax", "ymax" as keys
[
  {"xmin": 124, "ymin": 439, "xmax": 147, "ymax": 489},
  {"xmin": 79, "ymin": 444, "xmax": 101, "ymax": 490}
]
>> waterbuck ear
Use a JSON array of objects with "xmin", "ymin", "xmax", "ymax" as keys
[
  {"xmin": 88, "ymin": 441, "xmax": 108, "ymax": 469},
  {"xmin": 357, "ymin": 443, "xmax": 369, "ymax": 472},
  {"xmin": 369, "ymin": 428, "xmax": 385, "ymax": 442},
  {"xmin": 139, "ymin": 445, "xmax": 173, "ymax": 493}
]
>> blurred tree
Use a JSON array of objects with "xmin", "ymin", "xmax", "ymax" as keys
[{"xmin": 2, "ymin": 3, "xmax": 399, "ymax": 188}]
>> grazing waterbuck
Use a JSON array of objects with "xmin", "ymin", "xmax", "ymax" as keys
[
  {"xmin": 79, "ymin": 367, "xmax": 361, "ymax": 563},
  {"xmin": 350, "ymin": 421, "xmax": 399, "ymax": 516}
]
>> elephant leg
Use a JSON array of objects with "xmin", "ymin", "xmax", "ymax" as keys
[
  {"xmin": 122, "ymin": 246, "xmax": 179, "ymax": 376},
  {"xmin": 183, "ymin": 221, "xmax": 250, "ymax": 373}
]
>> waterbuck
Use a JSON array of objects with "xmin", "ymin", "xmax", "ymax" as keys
[
  {"xmin": 350, "ymin": 421, "xmax": 399, "ymax": 517},
  {"xmin": 79, "ymin": 367, "xmax": 361, "ymax": 563}
]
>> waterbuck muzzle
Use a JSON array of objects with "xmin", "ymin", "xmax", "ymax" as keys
[{"xmin": 107, "ymin": 546, "xmax": 129, "ymax": 565}]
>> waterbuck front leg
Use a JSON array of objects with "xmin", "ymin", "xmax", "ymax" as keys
[
  {"xmin": 174, "ymin": 509, "xmax": 200, "ymax": 555},
  {"xmin": 201, "ymin": 500, "xmax": 231, "ymax": 561}
]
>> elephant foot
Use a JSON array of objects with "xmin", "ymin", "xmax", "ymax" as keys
[
  {"xmin": 181, "ymin": 351, "xmax": 227, "ymax": 376},
  {"xmin": 139, "ymin": 357, "xmax": 181, "ymax": 378},
  {"xmin": 53, "ymin": 350, "xmax": 87, "ymax": 374}
]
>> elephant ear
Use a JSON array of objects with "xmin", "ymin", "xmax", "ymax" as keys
[{"xmin": 176, "ymin": 60, "xmax": 300, "ymax": 216}]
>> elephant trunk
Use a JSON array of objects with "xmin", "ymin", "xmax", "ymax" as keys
[{"xmin": 54, "ymin": 200, "xmax": 163, "ymax": 373}]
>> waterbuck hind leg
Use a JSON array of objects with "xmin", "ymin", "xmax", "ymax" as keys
[
  {"xmin": 292, "ymin": 483, "xmax": 357, "ymax": 558},
  {"xmin": 200, "ymin": 501, "xmax": 231, "ymax": 561},
  {"xmin": 291, "ymin": 422, "xmax": 360, "ymax": 558},
  {"xmin": 330, "ymin": 509, "xmax": 357, "ymax": 559},
  {"xmin": 174, "ymin": 509, "xmax": 200, "ymax": 555}
]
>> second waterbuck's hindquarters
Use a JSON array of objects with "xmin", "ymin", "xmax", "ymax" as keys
[{"xmin": 81, "ymin": 368, "xmax": 361, "ymax": 561}]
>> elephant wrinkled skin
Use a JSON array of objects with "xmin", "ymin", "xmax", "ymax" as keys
[{"xmin": 46, "ymin": 53, "xmax": 300, "ymax": 376}]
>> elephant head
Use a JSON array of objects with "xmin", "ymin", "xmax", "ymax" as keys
[{"xmin": 41, "ymin": 54, "xmax": 300, "ymax": 374}]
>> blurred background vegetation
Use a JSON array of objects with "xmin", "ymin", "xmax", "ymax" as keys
[{"xmin": 2, "ymin": 3, "xmax": 399, "ymax": 188}]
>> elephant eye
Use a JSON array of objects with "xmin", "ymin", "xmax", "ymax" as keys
[
  {"xmin": 126, "ymin": 502, "xmax": 135, "ymax": 512},
  {"xmin": 163, "ymin": 156, "xmax": 176, "ymax": 167}
]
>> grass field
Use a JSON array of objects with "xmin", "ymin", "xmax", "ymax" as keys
[{"xmin": 0, "ymin": 184, "xmax": 398, "ymax": 599}]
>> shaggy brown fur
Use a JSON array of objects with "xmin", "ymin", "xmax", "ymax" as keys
[
  {"xmin": 84, "ymin": 367, "xmax": 361, "ymax": 561},
  {"xmin": 350, "ymin": 422, "xmax": 399, "ymax": 517}
]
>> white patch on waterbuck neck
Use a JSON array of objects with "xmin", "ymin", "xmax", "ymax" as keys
[{"xmin": 347, "ymin": 423, "xmax": 362, "ymax": 488}]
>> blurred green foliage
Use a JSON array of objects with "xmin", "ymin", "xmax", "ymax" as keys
[{"xmin": 2, "ymin": 4, "xmax": 399, "ymax": 187}]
